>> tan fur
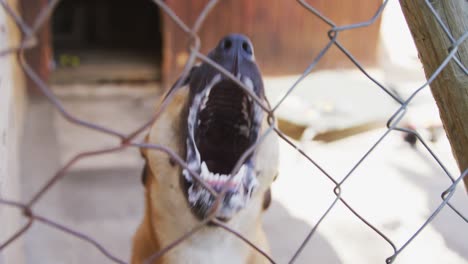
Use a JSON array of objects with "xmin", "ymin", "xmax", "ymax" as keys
[{"xmin": 132, "ymin": 87, "xmax": 278, "ymax": 264}]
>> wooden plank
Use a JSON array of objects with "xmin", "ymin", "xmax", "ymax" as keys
[
  {"xmin": 20, "ymin": 0, "xmax": 51, "ymax": 94},
  {"xmin": 399, "ymin": 0, "xmax": 468, "ymax": 190},
  {"xmin": 161, "ymin": 0, "xmax": 383, "ymax": 84}
]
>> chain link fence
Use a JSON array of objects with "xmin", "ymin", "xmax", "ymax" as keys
[{"xmin": 0, "ymin": 0, "xmax": 467, "ymax": 263}]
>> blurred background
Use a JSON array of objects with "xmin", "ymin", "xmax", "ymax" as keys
[{"xmin": 1, "ymin": 0, "xmax": 467, "ymax": 263}]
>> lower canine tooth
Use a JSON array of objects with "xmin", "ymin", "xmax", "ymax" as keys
[
  {"xmin": 201, "ymin": 162, "xmax": 209, "ymax": 178},
  {"xmin": 234, "ymin": 165, "xmax": 246, "ymax": 182},
  {"xmin": 242, "ymin": 76, "xmax": 254, "ymax": 90}
]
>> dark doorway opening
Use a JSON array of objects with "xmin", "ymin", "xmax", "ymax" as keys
[{"xmin": 51, "ymin": 0, "xmax": 162, "ymax": 83}]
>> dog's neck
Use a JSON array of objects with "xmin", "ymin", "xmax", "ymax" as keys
[{"xmin": 147, "ymin": 178, "xmax": 265, "ymax": 264}]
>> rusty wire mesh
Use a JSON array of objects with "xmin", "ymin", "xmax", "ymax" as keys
[{"xmin": 0, "ymin": 0, "xmax": 467, "ymax": 263}]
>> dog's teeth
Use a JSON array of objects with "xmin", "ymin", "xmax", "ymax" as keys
[
  {"xmin": 206, "ymin": 84, "xmax": 214, "ymax": 99},
  {"xmin": 200, "ymin": 83, "xmax": 214, "ymax": 113},
  {"xmin": 198, "ymin": 161, "xmax": 249, "ymax": 190},
  {"xmin": 242, "ymin": 76, "xmax": 254, "ymax": 90},
  {"xmin": 201, "ymin": 162, "xmax": 209, "ymax": 177},
  {"xmin": 234, "ymin": 165, "xmax": 246, "ymax": 182},
  {"xmin": 229, "ymin": 192, "xmax": 243, "ymax": 207},
  {"xmin": 208, "ymin": 172, "xmax": 215, "ymax": 181},
  {"xmin": 188, "ymin": 185, "xmax": 199, "ymax": 203},
  {"xmin": 201, "ymin": 95, "xmax": 208, "ymax": 111},
  {"xmin": 219, "ymin": 174, "xmax": 227, "ymax": 185},
  {"xmin": 182, "ymin": 170, "xmax": 193, "ymax": 182}
]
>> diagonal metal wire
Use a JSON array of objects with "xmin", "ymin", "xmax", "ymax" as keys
[{"xmin": 0, "ymin": 0, "xmax": 466, "ymax": 263}]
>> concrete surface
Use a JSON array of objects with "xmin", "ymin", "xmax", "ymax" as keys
[{"xmin": 51, "ymin": 83, "xmax": 160, "ymax": 170}]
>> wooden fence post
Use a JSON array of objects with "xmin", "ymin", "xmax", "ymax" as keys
[{"xmin": 399, "ymin": 0, "xmax": 468, "ymax": 191}]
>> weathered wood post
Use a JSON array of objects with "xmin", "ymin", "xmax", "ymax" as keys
[{"xmin": 399, "ymin": 0, "xmax": 468, "ymax": 191}]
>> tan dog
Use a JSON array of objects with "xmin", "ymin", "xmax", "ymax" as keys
[{"xmin": 131, "ymin": 34, "xmax": 279, "ymax": 264}]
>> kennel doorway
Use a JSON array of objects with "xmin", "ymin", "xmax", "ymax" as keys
[{"xmin": 51, "ymin": 0, "xmax": 162, "ymax": 83}]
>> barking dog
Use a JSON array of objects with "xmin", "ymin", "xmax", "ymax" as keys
[{"xmin": 132, "ymin": 34, "xmax": 279, "ymax": 264}]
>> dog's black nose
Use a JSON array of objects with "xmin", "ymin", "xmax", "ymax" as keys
[{"xmin": 219, "ymin": 34, "xmax": 254, "ymax": 60}]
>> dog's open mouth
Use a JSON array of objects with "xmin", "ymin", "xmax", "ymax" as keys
[{"xmin": 182, "ymin": 74, "xmax": 263, "ymax": 221}]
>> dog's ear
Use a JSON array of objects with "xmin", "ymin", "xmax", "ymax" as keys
[
  {"xmin": 140, "ymin": 161, "xmax": 149, "ymax": 186},
  {"xmin": 161, "ymin": 65, "xmax": 199, "ymax": 101},
  {"xmin": 262, "ymin": 172, "xmax": 278, "ymax": 210},
  {"xmin": 262, "ymin": 188, "xmax": 272, "ymax": 210},
  {"xmin": 140, "ymin": 136, "xmax": 150, "ymax": 186},
  {"xmin": 140, "ymin": 134, "xmax": 149, "ymax": 159}
]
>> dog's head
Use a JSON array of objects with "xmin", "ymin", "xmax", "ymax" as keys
[{"xmin": 180, "ymin": 34, "xmax": 272, "ymax": 221}]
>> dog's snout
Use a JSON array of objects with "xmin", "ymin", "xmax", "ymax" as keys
[{"xmin": 219, "ymin": 34, "xmax": 254, "ymax": 59}]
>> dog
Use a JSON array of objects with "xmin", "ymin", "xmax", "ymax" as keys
[{"xmin": 131, "ymin": 34, "xmax": 279, "ymax": 264}]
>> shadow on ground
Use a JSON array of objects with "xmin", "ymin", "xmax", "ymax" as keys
[
  {"xmin": 393, "ymin": 146, "xmax": 468, "ymax": 261},
  {"xmin": 264, "ymin": 201, "xmax": 342, "ymax": 264}
]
